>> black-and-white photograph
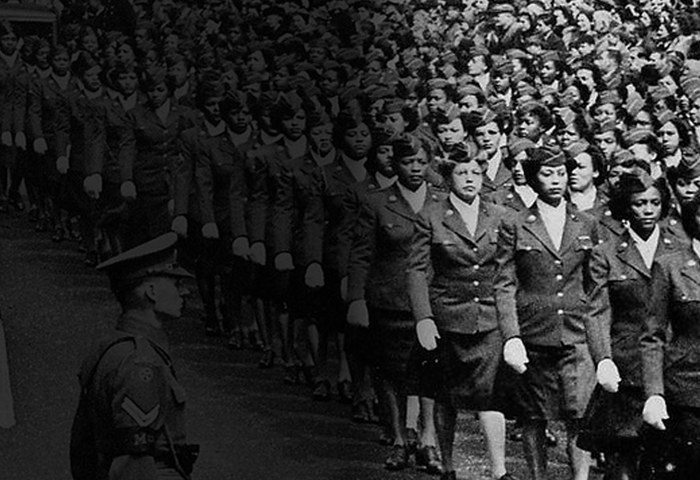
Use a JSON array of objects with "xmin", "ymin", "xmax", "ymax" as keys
[{"xmin": 2, "ymin": 0, "xmax": 700, "ymax": 478}]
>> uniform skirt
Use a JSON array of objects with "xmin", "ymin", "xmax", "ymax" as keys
[
  {"xmin": 437, "ymin": 329, "xmax": 504, "ymax": 412},
  {"xmin": 499, "ymin": 343, "xmax": 595, "ymax": 422},
  {"xmin": 578, "ymin": 385, "xmax": 645, "ymax": 453}
]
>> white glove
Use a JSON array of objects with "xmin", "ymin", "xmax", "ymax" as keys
[
  {"xmin": 120, "ymin": 181, "xmax": 137, "ymax": 200},
  {"xmin": 232, "ymin": 237, "xmax": 250, "ymax": 258},
  {"xmin": 416, "ymin": 318, "xmax": 440, "ymax": 351},
  {"xmin": 596, "ymin": 359, "xmax": 621, "ymax": 393},
  {"xmin": 202, "ymin": 222, "xmax": 219, "ymax": 239},
  {"xmin": 83, "ymin": 174, "xmax": 102, "ymax": 199},
  {"xmin": 305, "ymin": 263, "xmax": 325, "ymax": 288},
  {"xmin": 171, "ymin": 215, "xmax": 188, "ymax": 237},
  {"xmin": 33, "ymin": 137, "xmax": 48, "ymax": 155},
  {"xmin": 503, "ymin": 338, "xmax": 529, "ymax": 374},
  {"xmin": 249, "ymin": 242, "xmax": 266, "ymax": 266},
  {"xmin": 340, "ymin": 276, "xmax": 348, "ymax": 302},
  {"xmin": 346, "ymin": 299, "xmax": 369, "ymax": 327},
  {"xmin": 643, "ymin": 395, "xmax": 669, "ymax": 431},
  {"xmin": 56, "ymin": 156, "xmax": 69, "ymax": 174},
  {"xmin": 274, "ymin": 252, "xmax": 294, "ymax": 271},
  {"xmin": 14, "ymin": 132, "xmax": 26, "ymax": 150},
  {"xmin": 1, "ymin": 131, "xmax": 12, "ymax": 147}
]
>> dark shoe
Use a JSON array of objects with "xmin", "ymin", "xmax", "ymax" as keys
[
  {"xmin": 227, "ymin": 331, "xmax": 244, "ymax": 349},
  {"xmin": 204, "ymin": 317, "xmax": 219, "ymax": 337},
  {"xmin": 384, "ymin": 445, "xmax": 409, "ymax": 471},
  {"xmin": 440, "ymin": 471, "xmax": 456, "ymax": 480},
  {"xmin": 84, "ymin": 251, "xmax": 98, "ymax": 267},
  {"xmin": 337, "ymin": 380, "xmax": 352, "ymax": 404},
  {"xmin": 312, "ymin": 380, "xmax": 331, "ymax": 401},
  {"xmin": 51, "ymin": 226, "xmax": 65, "ymax": 243},
  {"xmin": 405, "ymin": 428, "xmax": 419, "ymax": 455},
  {"xmin": 352, "ymin": 400, "xmax": 379, "ymax": 424},
  {"xmin": 378, "ymin": 431, "xmax": 394, "ymax": 446},
  {"xmin": 299, "ymin": 366, "xmax": 315, "ymax": 387},
  {"xmin": 283, "ymin": 365, "xmax": 300, "ymax": 385},
  {"xmin": 35, "ymin": 216, "xmax": 48, "ymax": 232},
  {"xmin": 416, "ymin": 445, "xmax": 442, "ymax": 475},
  {"xmin": 497, "ymin": 474, "xmax": 519, "ymax": 480},
  {"xmin": 27, "ymin": 205, "xmax": 38, "ymax": 222},
  {"xmin": 9, "ymin": 195, "xmax": 24, "ymax": 212},
  {"xmin": 258, "ymin": 349, "xmax": 275, "ymax": 369},
  {"xmin": 545, "ymin": 428, "xmax": 557, "ymax": 447}
]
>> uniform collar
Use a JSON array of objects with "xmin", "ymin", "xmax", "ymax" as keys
[{"xmin": 116, "ymin": 310, "xmax": 170, "ymax": 352}]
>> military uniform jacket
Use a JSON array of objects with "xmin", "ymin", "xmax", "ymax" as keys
[
  {"xmin": 643, "ymin": 247, "xmax": 700, "ymax": 408},
  {"xmin": 407, "ymin": 197, "xmax": 506, "ymax": 335},
  {"xmin": 0, "ymin": 53, "xmax": 29, "ymax": 135},
  {"xmin": 485, "ymin": 184, "xmax": 530, "ymax": 218},
  {"xmin": 246, "ymin": 140, "xmax": 308, "ymax": 247},
  {"xmin": 86, "ymin": 92, "xmax": 145, "ymax": 184},
  {"xmin": 28, "ymin": 73, "xmax": 80, "ymax": 155},
  {"xmin": 272, "ymin": 153, "xmax": 324, "ymax": 266},
  {"xmin": 194, "ymin": 127, "xmax": 248, "ymax": 239},
  {"xmin": 347, "ymin": 182, "xmax": 444, "ymax": 312},
  {"xmin": 481, "ymin": 154, "xmax": 513, "ymax": 196},
  {"xmin": 587, "ymin": 227, "xmax": 682, "ymax": 387},
  {"xmin": 305, "ymin": 155, "xmax": 369, "ymax": 276},
  {"xmin": 121, "ymin": 101, "xmax": 196, "ymax": 197},
  {"xmin": 80, "ymin": 315, "xmax": 187, "ymax": 475},
  {"xmin": 67, "ymin": 89, "xmax": 106, "ymax": 175},
  {"xmin": 494, "ymin": 202, "xmax": 600, "ymax": 347}
]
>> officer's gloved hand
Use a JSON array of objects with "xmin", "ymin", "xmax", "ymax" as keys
[
  {"xmin": 120, "ymin": 181, "xmax": 136, "ymax": 200},
  {"xmin": 504, "ymin": 338, "xmax": 529, "ymax": 374},
  {"xmin": 83, "ymin": 174, "xmax": 102, "ymax": 199},
  {"xmin": 643, "ymin": 395, "xmax": 669, "ymax": 431},
  {"xmin": 33, "ymin": 137, "xmax": 48, "ymax": 155},
  {"xmin": 305, "ymin": 263, "xmax": 324, "ymax": 288},
  {"xmin": 232, "ymin": 237, "xmax": 250, "ymax": 258},
  {"xmin": 1, "ymin": 131, "xmax": 12, "ymax": 147},
  {"xmin": 340, "ymin": 276, "xmax": 348, "ymax": 302},
  {"xmin": 202, "ymin": 222, "xmax": 219, "ymax": 239},
  {"xmin": 416, "ymin": 318, "xmax": 440, "ymax": 350},
  {"xmin": 56, "ymin": 156, "xmax": 69, "ymax": 174},
  {"xmin": 347, "ymin": 300, "xmax": 369, "ymax": 328},
  {"xmin": 596, "ymin": 358, "xmax": 621, "ymax": 393},
  {"xmin": 274, "ymin": 252, "xmax": 294, "ymax": 271},
  {"xmin": 14, "ymin": 132, "xmax": 26, "ymax": 150},
  {"xmin": 171, "ymin": 215, "xmax": 188, "ymax": 237},
  {"xmin": 249, "ymin": 242, "xmax": 266, "ymax": 266}
]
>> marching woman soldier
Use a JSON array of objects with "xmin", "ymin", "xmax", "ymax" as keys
[
  {"xmin": 581, "ymin": 172, "xmax": 680, "ymax": 480},
  {"xmin": 272, "ymin": 102, "xmax": 335, "ymax": 395},
  {"xmin": 494, "ymin": 145, "xmax": 600, "ymax": 480},
  {"xmin": 247, "ymin": 90, "xmax": 314, "ymax": 383},
  {"xmin": 23, "ymin": 38, "xmax": 52, "ymax": 224},
  {"xmin": 0, "ymin": 21, "xmax": 29, "ymax": 213},
  {"xmin": 28, "ymin": 44, "xmax": 80, "ymax": 242},
  {"xmin": 640, "ymin": 192, "xmax": 700, "ymax": 478},
  {"xmin": 486, "ymin": 137, "xmax": 538, "ymax": 217},
  {"xmin": 120, "ymin": 65, "xmax": 196, "ymax": 249},
  {"xmin": 347, "ymin": 133, "xmax": 444, "ymax": 473},
  {"xmin": 407, "ymin": 145, "xmax": 516, "ymax": 480},
  {"xmin": 64, "ymin": 52, "xmax": 108, "ymax": 266},
  {"xmin": 85, "ymin": 64, "xmax": 143, "ymax": 259}
]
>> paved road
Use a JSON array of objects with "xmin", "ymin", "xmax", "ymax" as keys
[{"xmin": 0, "ymin": 210, "xmax": 590, "ymax": 480}]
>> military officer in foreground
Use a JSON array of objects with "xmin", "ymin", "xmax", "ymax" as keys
[{"xmin": 70, "ymin": 232, "xmax": 199, "ymax": 480}]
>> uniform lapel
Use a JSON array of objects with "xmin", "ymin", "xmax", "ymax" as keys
[
  {"xmin": 385, "ymin": 183, "xmax": 418, "ymax": 221},
  {"xmin": 473, "ymin": 198, "xmax": 492, "ymax": 243},
  {"xmin": 616, "ymin": 231, "xmax": 651, "ymax": 279},
  {"xmin": 522, "ymin": 204, "xmax": 560, "ymax": 257},
  {"xmin": 559, "ymin": 204, "xmax": 582, "ymax": 255},
  {"xmin": 680, "ymin": 249, "xmax": 700, "ymax": 287},
  {"xmin": 442, "ymin": 197, "xmax": 475, "ymax": 244}
]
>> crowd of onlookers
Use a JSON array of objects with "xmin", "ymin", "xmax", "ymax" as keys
[{"xmin": 5, "ymin": 0, "xmax": 700, "ymax": 478}]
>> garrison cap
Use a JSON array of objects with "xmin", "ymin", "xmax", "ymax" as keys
[
  {"xmin": 616, "ymin": 170, "xmax": 655, "ymax": 195},
  {"xmin": 97, "ymin": 233, "xmax": 193, "ymax": 291},
  {"xmin": 392, "ymin": 133, "xmax": 425, "ymax": 158},
  {"xmin": 508, "ymin": 137, "xmax": 537, "ymax": 157},
  {"xmin": 676, "ymin": 151, "xmax": 700, "ymax": 179},
  {"xmin": 490, "ymin": 3, "xmax": 516, "ymax": 14},
  {"xmin": 530, "ymin": 145, "xmax": 566, "ymax": 168}
]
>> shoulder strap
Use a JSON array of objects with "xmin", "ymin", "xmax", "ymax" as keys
[{"xmin": 80, "ymin": 334, "xmax": 136, "ymax": 394}]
